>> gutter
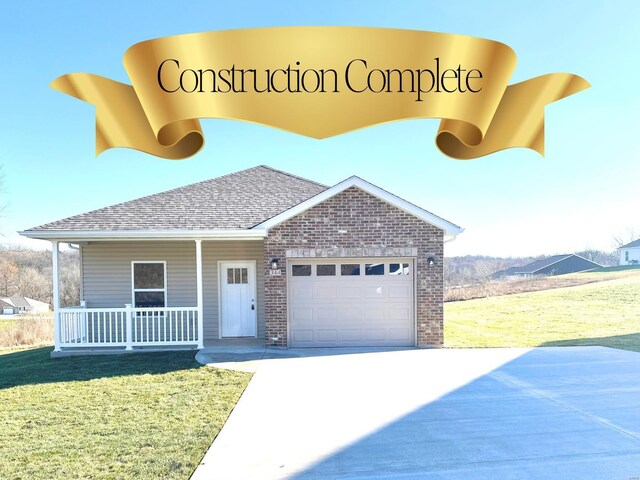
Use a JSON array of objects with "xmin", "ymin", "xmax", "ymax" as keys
[{"xmin": 18, "ymin": 229, "xmax": 267, "ymax": 242}]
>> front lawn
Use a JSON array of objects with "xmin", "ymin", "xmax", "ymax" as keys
[
  {"xmin": 0, "ymin": 348, "xmax": 251, "ymax": 479},
  {"xmin": 445, "ymin": 274, "xmax": 640, "ymax": 352}
]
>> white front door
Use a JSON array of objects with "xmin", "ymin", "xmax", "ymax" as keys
[{"xmin": 220, "ymin": 261, "xmax": 257, "ymax": 337}]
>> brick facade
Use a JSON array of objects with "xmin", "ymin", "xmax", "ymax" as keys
[{"xmin": 263, "ymin": 186, "xmax": 445, "ymax": 348}]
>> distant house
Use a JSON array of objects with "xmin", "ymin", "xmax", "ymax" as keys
[
  {"xmin": 619, "ymin": 239, "xmax": 640, "ymax": 265},
  {"xmin": 0, "ymin": 296, "xmax": 50, "ymax": 315},
  {"xmin": 492, "ymin": 254, "xmax": 602, "ymax": 279}
]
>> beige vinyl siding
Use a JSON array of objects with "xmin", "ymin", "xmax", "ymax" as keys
[{"xmin": 81, "ymin": 240, "xmax": 265, "ymax": 342}]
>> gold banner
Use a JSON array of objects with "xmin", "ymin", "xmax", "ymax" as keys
[{"xmin": 51, "ymin": 27, "xmax": 589, "ymax": 160}]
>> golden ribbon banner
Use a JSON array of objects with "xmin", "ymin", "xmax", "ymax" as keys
[{"xmin": 51, "ymin": 27, "xmax": 590, "ymax": 160}]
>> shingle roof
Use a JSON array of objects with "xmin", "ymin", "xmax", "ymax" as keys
[
  {"xmin": 24, "ymin": 166, "xmax": 327, "ymax": 232},
  {"xmin": 514, "ymin": 254, "xmax": 572, "ymax": 274},
  {"xmin": 8, "ymin": 296, "xmax": 31, "ymax": 308},
  {"xmin": 492, "ymin": 254, "xmax": 576, "ymax": 277},
  {"xmin": 620, "ymin": 239, "xmax": 640, "ymax": 249}
]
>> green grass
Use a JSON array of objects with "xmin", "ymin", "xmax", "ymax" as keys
[
  {"xmin": 445, "ymin": 274, "xmax": 640, "ymax": 352},
  {"xmin": 589, "ymin": 264, "xmax": 640, "ymax": 273},
  {"xmin": 0, "ymin": 348, "xmax": 251, "ymax": 479}
]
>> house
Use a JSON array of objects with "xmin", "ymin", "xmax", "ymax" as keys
[
  {"xmin": 20, "ymin": 166, "xmax": 462, "ymax": 354},
  {"xmin": 492, "ymin": 254, "xmax": 601, "ymax": 279},
  {"xmin": 0, "ymin": 296, "xmax": 50, "ymax": 315},
  {"xmin": 619, "ymin": 239, "xmax": 640, "ymax": 265}
]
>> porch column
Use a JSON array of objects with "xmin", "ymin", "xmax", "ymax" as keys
[
  {"xmin": 195, "ymin": 239, "xmax": 204, "ymax": 349},
  {"xmin": 51, "ymin": 240, "xmax": 61, "ymax": 352}
]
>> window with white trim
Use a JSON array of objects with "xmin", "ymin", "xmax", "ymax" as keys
[{"xmin": 132, "ymin": 261, "xmax": 166, "ymax": 307}]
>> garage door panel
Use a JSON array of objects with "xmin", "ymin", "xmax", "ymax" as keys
[
  {"xmin": 317, "ymin": 306, "xmax": 337, "ymax": 321},
  {"xmin": 341, "ymin": 329, "xmax": 363, "ymax": 341},
  {"xmin": 340, "ymin": 306, "xmax": 364, "ymax": 322},
  {"xmin": 316, "ymin": 329, "xmax": 339, "ymax": 342},
  {"xmin": 338, "ymin": 286, "xmax": 361, "ymax": 298},
  {"xmin": 292, "ymin": 329, "xmax": 314, "ymax": 343},
  {"xmin": 289, "ymin": 259, "xmax": 414, "ymax": 347},
  {"xmin": 364, "ymin": 286, "xmax": 385, "ymax": 298},
  {"xmin": 364, "ymin": 328, "xmax": 387, "ymax": 341},
  {"xmin": 363, "ymin": 307, "xmax": 385, "ymax": 321},
  {"xmin": 389, "ymin": 306, "xmax": 411, "ymax": 321},
  {"xmin": 292, "ymin": 285, "xmax": 314, "ymax": 299},
  {"xmin": 315, "ymin": 285, "xmax": 337, "ymax": 299},
  {"xmin": 389, "ymin": 286, "xmax": 411, "ymax": 298},
  {"xmin": 387, "ymin": 328, "xmax": 412, "ymax": 341},
  {"xmin": 291, "ymin": 307, "xmax": 314, "ymax": 324}
]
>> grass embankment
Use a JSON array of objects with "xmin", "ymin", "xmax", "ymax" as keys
[
  {"xmin": 0, "ymin": 348, "xmax": 251, "ymax": 479},
  {"xmin": 445, "ymin": 273, "xmax": 640, "ymax": 352}
]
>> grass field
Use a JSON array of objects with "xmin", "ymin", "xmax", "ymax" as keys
[
  {"xmin": 0, "ymin": 319, "xmax": 17, "ymax": 331},
  {"xmin": 445, "ymin": 266, "xmax": 640, "ymax": 302},
  {"xmin": 0, "ymin": 348, "xmax": 251, "ymax": 479},
  {"xmin": 0, "ymin": 313, "xmax": 53, "ymax": 348},
  {"xmin": 445, "ymin": 273, "xmax": 640, "ymax": 352}
]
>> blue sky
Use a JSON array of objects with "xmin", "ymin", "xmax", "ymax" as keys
[{"xmin": 0, "ymin": 1, "xmax": 638, "ymax": 256}]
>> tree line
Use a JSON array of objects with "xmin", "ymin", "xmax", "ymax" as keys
[{"xmin": 0, "ymin": 247, "xmax": 79, "ymax": 307}]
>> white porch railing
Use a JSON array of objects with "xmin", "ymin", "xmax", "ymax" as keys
[{"xmin": 58, "ymin": 305, "xmax": 199, "ymax": 349}]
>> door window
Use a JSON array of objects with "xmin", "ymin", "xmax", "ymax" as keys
[{"xmin": 227, "ymin": 267, "xmax": 248, "ymax": 284}]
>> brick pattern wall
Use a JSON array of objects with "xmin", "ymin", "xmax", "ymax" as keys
[{"xmin": 264, "ymin": 187, "xmax": 444, "ymax": 347}]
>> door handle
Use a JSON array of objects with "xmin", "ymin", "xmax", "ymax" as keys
[{"xmin": 251, "ymin": 301, "xmax": 255, "ymax": 311}]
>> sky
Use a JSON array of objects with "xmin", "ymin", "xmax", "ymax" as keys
[{"xmin": 0, "ymin": 1, "xmax": 638, "ymax": 257}]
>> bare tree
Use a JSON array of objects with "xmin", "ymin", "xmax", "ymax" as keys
[
  {"xmin": 0, "ymin": 258, "xmax": 18, "ymax": 295},
  {"xmin": 612, "ymin": 228, "xmax": 639, "ymax": 249}
]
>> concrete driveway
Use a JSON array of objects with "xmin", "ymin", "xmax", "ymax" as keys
[{"xmin": 191, "ymin": 347, "xmax": 640, "ymax": 479}]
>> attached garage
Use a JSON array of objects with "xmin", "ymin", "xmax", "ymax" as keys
[{"xmin": 288, "ymin": 259, "xmax": 415, "ymax": 347}]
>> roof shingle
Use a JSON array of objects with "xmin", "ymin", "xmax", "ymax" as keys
[
  {"xmin": 620, "ymin": 239, "xmax": 640, "ymax": 249},
  {"xmin": 25, "ymin": 166, "xmax": 327, "ymax": 232}
]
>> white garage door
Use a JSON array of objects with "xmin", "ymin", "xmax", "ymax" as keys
[{"xmin": 288, "ymin": 259, "xmax": 415, "ymax": 347}]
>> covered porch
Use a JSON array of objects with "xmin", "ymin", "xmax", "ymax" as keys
[{"xmin": 48, "ymin": 235, "xmax": 266, "ymax": 355}]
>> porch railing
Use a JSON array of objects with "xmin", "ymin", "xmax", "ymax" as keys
[{"xmin": 58, "ymin": 305, "xmax": 199, "ymax": 349}]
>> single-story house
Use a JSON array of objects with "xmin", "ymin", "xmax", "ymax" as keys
[
  {"xmin": 618, "ymin": 239, "xmax": 640, "ymax": 265},
  {"xmin": 492, "ymin": 254, "xmax": 601, "ymax": 279},
  {"xmin": 20, "ymin": 165, "xmax": 462, "ymax": 354},
  {"xmin": 0, "ymin": 296, "xmax": 50, "ymax": 315}
]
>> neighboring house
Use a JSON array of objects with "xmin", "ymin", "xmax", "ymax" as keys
[
  {"xmin": 20, "ymin": 166, "xmax": 463, "ymax": 354},
  {"xmin": 619, "ymin": 239, "xmax": 640, "ymax": 265},
  {"xmin": 492, "ymin": 254, "xmax": 601, "ymax": 279},
  {"xmin": 0, "ymin": 296, "xmax": 50, "ymax": 315}
]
